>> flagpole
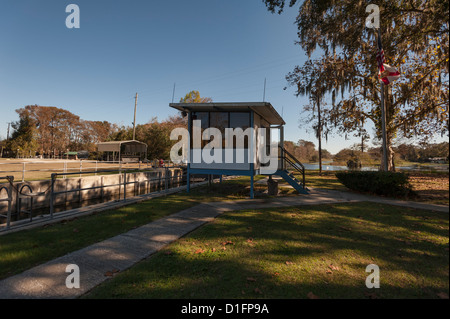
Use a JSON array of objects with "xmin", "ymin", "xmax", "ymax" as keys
[{"xmin": 377, "ymin": 28, "xmax": 389, "ymax": 172}]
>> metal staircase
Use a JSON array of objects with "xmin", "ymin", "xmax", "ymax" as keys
[{"xmin": 275, "ymin": 146, "xmax": 309, "ymax": 194}]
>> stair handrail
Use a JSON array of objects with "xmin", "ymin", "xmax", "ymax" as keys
[{"xmin": 278, "ymin": 146, "xmax": 306, "ymax": 188}]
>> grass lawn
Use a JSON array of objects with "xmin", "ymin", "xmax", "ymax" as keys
[
  {"xmin": 0, "ymin": 177, "xmax": 266, "ymax": 281},
  {"xmin": 83, "ymin": 202, "xmax": 449, "ymax": 299},
  {"xmin": 1, "ymin": 173, "xmax": 448, "ymax": 299},
  {"xmin": 301, "ymin": 170, "xmax": 349, "ymax": 191}
]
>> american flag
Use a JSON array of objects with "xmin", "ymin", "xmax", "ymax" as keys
[
  {"xmin": 376, "ymin": 32, "xmax": 400, "ymax": 85},
  {"xmin": 376, "ymin": 33, "xmax": 386, "ymax": 73},
  {"xmin": 376, "ymin": 51, "xmax": 385, "ymax": 73}
]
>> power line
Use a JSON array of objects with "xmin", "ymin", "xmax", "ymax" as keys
[
  {"xmin": 137, "ymin": 53, "xmax": 303, "ymax": 97},
  {"xmin": 171, "ymin": 83, "xmax": 176, "ymax": 103},
  {"xmin": 263, "ymin": 78, "xmax": 267, "ymax": 102}
]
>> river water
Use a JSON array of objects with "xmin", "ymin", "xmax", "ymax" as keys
[{"xmin": 302, "ymin": 163, "xmax": 449, "ymax": 172}]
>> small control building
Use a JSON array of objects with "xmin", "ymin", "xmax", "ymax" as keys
[{"xmin": 169, "ymin": 102, "xmax": 307, "ymax": 198}]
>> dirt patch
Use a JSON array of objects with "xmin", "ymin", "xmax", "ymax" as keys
[{"xmin": 408, "ymin": 172, "xmax": 449, "ymax": 205}]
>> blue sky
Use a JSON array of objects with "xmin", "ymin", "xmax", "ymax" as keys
[{"xmin": 0, "ymin": 0, "xmax": 444, "ymax": 154}]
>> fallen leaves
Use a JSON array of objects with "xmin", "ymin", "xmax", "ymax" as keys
[
  {"xmin": 307, "ymin": 292, "xmax": 320, "ymax": 299},
  {"xmin": 246, "ymin": 238, "xmax": 257, "ymax": 247},
  {"xmin": 104, "ymin": 269, "xmax": 120, "ymax": 277},
  {"xmin": 436, "ymin": 292, "xmax": 449, "ymax": 299},
  {"xmin": 328, "ymin": 264, "xmax": 340, "ymax": 271},
  {"xmin": 364, "ymin": 292, "xmax": 379, "ymax": 299},
  {"xmin": 326, "ymin": 264, "xmax": 340, "ymax": 274}
]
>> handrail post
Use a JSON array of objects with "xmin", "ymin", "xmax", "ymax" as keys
[
  {"xmin": 165, "ymin": 167, "xmax": 169, "ymax": 192},
  {"xmin": 6, "ymin": 176, "xmax": 14, "ymax": 229},
  {"xmin": 123, "ymin": 171, "xmax": 127, "ymax": 202},
  {"xmin": 50, "ymin": 173, "xmax": 56, "ymax": 219},
  {"xmin": 303, "ymin": 168, "xmax": 306, "ymax": 189}
]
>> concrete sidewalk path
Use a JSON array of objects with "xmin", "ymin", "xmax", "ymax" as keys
[{"xmin": 0, "ymin": 188, "xmax": 447, "ymax": 299}]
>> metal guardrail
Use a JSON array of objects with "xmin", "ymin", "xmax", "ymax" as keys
[
  {"xmin": 0, "ymin": 176, "xmax": 14, "ymax": 230},
  {"xmin": 49, "ymin": 167, "xmax": 187, "ymax": 218},
  {"xmin": 0, "ymin": 167, "xmax": 195, "ymax": 232}
]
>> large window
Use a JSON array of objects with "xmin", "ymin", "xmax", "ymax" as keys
[
  {"xmin": 229, "ymin": 112, "xmax": 250, "ymax": 149},
  {"xmin": 191, "ymin": 112, "xmax": 209, "ymax": 148},
  {"xmin": 190, "ymin": 111, "xmax": 251, "ymax": 148},
  {"xmin": 209, "ymin": 112, "xmax": 228, "ymax": 148},
  {"xmin": 210, "ymin": 112, "xmax": 229, "ymax": 132},
  {"xmin": 191, "ymin": 112, "xmax": 209, "ymax": 130},
  {"xmin": 230, "ymin": 112, "xmax": 250, "ymax": 129}
]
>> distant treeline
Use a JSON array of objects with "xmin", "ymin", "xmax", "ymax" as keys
[
  {"xmin": 0, "ymin": 105, "xmax": 187, "ymax": 160},
  {"xmin": 1, "ymin": 105, "xmax": 116, "ymax": 158},
  {"xmin": 282, "ymin": 139, "xmax": 448, "ymax": 166},
  {"xmin": 332, "ymin": 142, "xmax": 449, "ymax": 166},
  {"xmin": 1, "ymin": 105, "xmax": 448, "ymax": 165}
]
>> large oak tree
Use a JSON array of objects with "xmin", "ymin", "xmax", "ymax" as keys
[{"xmin": 264, "ymin": 0, "xmax": 449, "ymax": 170}]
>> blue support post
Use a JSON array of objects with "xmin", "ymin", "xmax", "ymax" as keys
[
  {"xmin": 187, "ymin": 110, "xmax": 191, "ymax": 193},
  {"xmin": 187, "ymin": 166, "xmax": 190, "ymax": 193},
  {"xmin": 250, "ymin": 174, "xmax": 254, "ymax": 199},
  {"xmin": 250, "ymin": 110, "xmax": 255, "ymax": 199}
]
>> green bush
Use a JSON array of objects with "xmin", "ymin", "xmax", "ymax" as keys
[{"xmin": 335, "ymin": 171, "xmax": 414, "ymax": 197}]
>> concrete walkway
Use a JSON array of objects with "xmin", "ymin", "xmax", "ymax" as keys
[{"xmin": 0, "ymin": 188, "xmax": 447, "ymax": 299}]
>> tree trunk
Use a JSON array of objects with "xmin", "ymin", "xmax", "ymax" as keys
[
  {"xmin": 381, "ymin": 134, "xmax": 396, "ymax": 172},
  {"xmin": 386, "ymin": 86, "xmax": 396, "ymax": 172},
  {"xmin": 317, "ymin": 98, "xmax": 322, "ymax": 175}
]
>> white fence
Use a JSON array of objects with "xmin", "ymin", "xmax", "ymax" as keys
[{"xmin": 0, "ymin": 159, "xmax": 176, "ymax": 182}]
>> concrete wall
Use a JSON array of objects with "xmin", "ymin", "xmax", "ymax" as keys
[{"xmin": 0, "ymin": 168, "xmax": 183, "ymax": 217}]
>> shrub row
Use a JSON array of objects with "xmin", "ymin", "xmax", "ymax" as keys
[{"xmin": 335, "ymin": 171, "xmax": 414, "ymax": 197}]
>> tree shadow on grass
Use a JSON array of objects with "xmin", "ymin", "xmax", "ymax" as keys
[{"xmin": 84, "ymin": 202, "xmax": 449, "ymax": 299}]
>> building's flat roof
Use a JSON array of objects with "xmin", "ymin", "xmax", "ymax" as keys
[
  {"xmin": 97, "ymin": 140, "xmax": 147, "ymax": 145},
  {"xmin": 169, "ymin": 102, "xmax": 285, "ymax": 126}
]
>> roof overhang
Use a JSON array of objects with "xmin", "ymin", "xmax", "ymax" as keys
[
  {"xmin": 169, "ymin": 102, "xmax": 285, "ymax": 126},
  {"xmin": 97, "ymin": 140, "xmax": 148, "ymax": 153}
]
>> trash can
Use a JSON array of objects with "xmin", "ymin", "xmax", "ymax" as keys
[{"xmin": 267, "ymin": 177, "xmax": 279, "ymax": 196}]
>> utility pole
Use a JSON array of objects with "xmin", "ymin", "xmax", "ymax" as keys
[
  {"xmin": 133, "ymin": 93, "xmax": 138, "ymax": 141},
  {"xmin": 7, "ymin": 122, "xmax": 11, "ymax": 140}
]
